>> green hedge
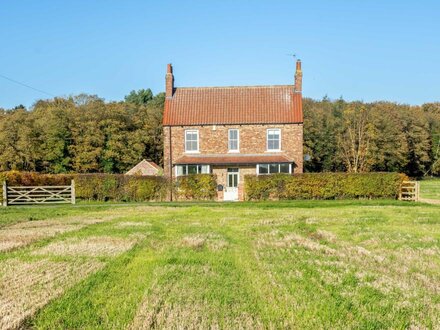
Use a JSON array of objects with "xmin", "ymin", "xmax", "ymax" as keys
[
  {"xmin": 0, "ymin": 171, "xmax": 218, "ymax": 202},
  {"xmin": 0, "ymin": 171, "xmax": 167, "ymax": 202},
  {"xmin": 245, "ymin": 172, "xmax": 407, "ymax": 200},
  {"xmin": 74, "ymin": 174, "xmax": 167, "ymax": 202},
  {"xmin": 175, "ymin": 174, "xmax": 217, "ymax": 200},
  {"xmin": 1, "ymin": 171, "xmax": 406, "ymax": 202},
  {"xmin": 0, "ymin": 171, "xmax": 72, "ymax": 186}
]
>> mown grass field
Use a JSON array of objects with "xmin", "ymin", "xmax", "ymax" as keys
[
  {"xmin": 421, "ymin": 178, "xmax": 440, "ymax": 200},
  {"xmin": 1, "ymin": 200, "xmax": 440, "ymax": 329}
]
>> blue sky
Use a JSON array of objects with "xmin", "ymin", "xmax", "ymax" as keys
[{"xmin": 1, "ymin": 0, "xmax": 439, "ymax": 109}]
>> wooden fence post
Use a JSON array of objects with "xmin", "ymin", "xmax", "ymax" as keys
[
  {"xmin": 2, "ymin": 181, "xmax": 7, "ymax": 207},
  {"xmin": 416, "ymin": 181, "xmax": 420, "ymax": 202},
  {"xmin": 71, "ymin": 180, "xmax": 76, "ymax": 205}
]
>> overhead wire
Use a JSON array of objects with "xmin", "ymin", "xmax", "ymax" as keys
[{"xmin": 0, "ymin": 73, "xmax": 55, "ymax": 97}]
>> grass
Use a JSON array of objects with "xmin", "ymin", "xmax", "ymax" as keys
[
  {"xmin": 0, "ymin": 204, "xmax": 114, "ymax": 228},
  {"xmin": 1, "ymin": 200, "xmax": 440, "ymax": 328},
  {"xmin": 421, "ymin": 178, "xmax": 440, "ymax": 200}
]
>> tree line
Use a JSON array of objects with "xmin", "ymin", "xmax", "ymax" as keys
[
  {"xmin": 0, "ymin": 89, "xmax": 164, "ymax": 174},
  {"xmin": 304, "ymin": 97, "xmax": 440, "ymax": 177},
  {"xmin": 0, "ymin": 91, "xmax": 439, "ymax": 177}
]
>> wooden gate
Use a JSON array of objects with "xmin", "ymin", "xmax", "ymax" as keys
[
  {"xmin": 2, "ymin": 180, "xmax": 76, "ymax": 206},
  {"xmin": 399, "ymin": 181, "xmax": 420, "ymax": 202}
]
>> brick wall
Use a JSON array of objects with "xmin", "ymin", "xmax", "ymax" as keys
[{"xmin": 163, "ymin": 124, "xmax": 303, "ymax": 177}]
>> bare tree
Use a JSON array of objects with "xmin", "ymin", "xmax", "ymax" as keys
[{"xmin": 338, "ymin": 103, "xmax": 375, "ymax": 172}]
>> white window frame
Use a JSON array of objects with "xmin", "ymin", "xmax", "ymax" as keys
[
  {"xmin": 227, "ymin": 167, "xmax": 239, "ymax": 187},
  {"xmin": 175, "ymin": 164, "xmax": 210, "ymax": 177},
  {"xmin": 266, "ymin": 128, "xmax": 281, "ymax": 152},
  {"xmin": 256, "ymin": 163, "xmax": 292, "ymax": 175},
  {"xmin": 185, "ymin": 130, "xmax": 199, "ymax": 153},
  {"xmin": 228, "ymin": 129, "xmax": 240, "ymax": 153}
]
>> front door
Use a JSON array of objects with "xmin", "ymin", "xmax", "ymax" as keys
[{"xmin": 224, "ymin": 168, "xmax": 239, "ymax": 201}]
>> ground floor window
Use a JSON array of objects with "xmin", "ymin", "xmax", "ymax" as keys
[
  {"xmin": 176, "ymin": 164, "xmax": 210, "ymax": 176},
  {"xmin": 257, "ymin": 163, "xmax": 291, "ymax": 175}
]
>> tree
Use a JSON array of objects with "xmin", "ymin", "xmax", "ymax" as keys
[
  {"xmin": 69, "ymin": 97, "xmax": 106, "ymax": 172},
  {"xmin": 124, "ymin": 89, "xmax": 153, "ymax": 106},
  {"xmin": 338, "ymin": 103, "xmax": 375, "ymax": 173},
  {"xmin": 32, "ymin": 98, "xmax": 74, "ymax": 173},
  {"xmin": 303, "ymin": 97, "xmax": 342, "ymax": 172},
  {"xmin": 368, "ymin": 102, "xmax": 408, "ymax": 172},
  {"xmin": 0, "ymin": 107, "xmax": 38, "ymax": 171},
  {"xmin": 400, "ymin": 106, "xmax": 431, "ymax": 177},
  {"xmin": 422, "ymin": 103, "xmax": 440, "ymax": 176}
]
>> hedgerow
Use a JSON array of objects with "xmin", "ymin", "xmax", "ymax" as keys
[
  {"xmin": 0, "ymin": 171, "xmax": 167, "ymax": 202},
  {"xmin": 0, "ymin": 171, "xmax": 72, "ymax": 186},
  {"xmin": 175, "ymin": 174, "xmax": 217, "ymax": 200},
  {"xmin": 1, "ymin": 171, "xmax": 406, "ymax": 203},
  {"xmin": 73, "ymin": 174, "xmax": 168, "ymax": 202},
  {"xmin": 244, "ymin": 172, "xmax": 407, "ymax": 200}
]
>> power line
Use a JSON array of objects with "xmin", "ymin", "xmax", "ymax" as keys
[{"xmin": 0, "ymin": 73, "xmax": 55, "ymax": 97}]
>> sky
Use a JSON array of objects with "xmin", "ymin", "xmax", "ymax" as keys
[{"xmin": 1, "ymin": 0, "xmax": 439, "ymax": 109}]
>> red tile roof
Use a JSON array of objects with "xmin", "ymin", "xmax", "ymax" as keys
[
  {"xmin": 174, "ymin": 154, "xmax": 293, "ymax": 165},
  {"xmin": 163, "ymin": 85, "xmax": 302, "ymax": 126}
]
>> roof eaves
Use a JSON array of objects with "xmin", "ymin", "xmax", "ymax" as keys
[{"xmin": 163, "ymin": 121, "xmax": 303, "ymax": 127}]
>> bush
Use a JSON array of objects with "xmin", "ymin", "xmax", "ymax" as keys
[
  {"xmin": 0, "ymin": 170, "xmax": 73, "ymax": 186},
  {"xmin": 0, "ymin": 171, "xmax": 168, "ymax": 202},
  {"xmin": 175, "ymin": 174, "xmax": 217, "ymax": 200},
  {"xmin": 245, "ymin": 172, "xmax": 407, "ymax": 201}
]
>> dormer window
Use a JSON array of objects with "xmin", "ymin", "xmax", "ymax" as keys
[
  {"xmin": 228, "ymin": 129, "xmax": 239, "ymax": 152},
  {"xmin": 185, "ymin": 130, "xmax": 199, "ymax": 153},
  {"xmin": 267, "ymin": 129, "xmax": 281, "ymax": 151}
]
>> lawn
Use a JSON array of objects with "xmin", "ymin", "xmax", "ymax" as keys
[
  {"xmin": 1, "ymin": 200, "xmax": 440, "ymax": 329},
  {"xmin": 421, "ymin": 178, "xmax": 440, "ymax": 200}
]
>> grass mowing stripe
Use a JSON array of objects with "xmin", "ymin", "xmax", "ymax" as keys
[{"xmin": 30, "ymin": 239, "xmax": 159, "ymax": 329}]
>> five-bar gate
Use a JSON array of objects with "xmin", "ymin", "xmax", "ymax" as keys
[
  {"xmin": 2, "ymin": 180, "xmax": 76, "ymax": 206},
  {"xmin": 399, "ymin": 181, "xmax": 420, "ymax": 202}
]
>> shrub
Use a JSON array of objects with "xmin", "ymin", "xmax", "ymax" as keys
[
  {"xmin": 175, "ymin": 174, "xmax": 217, "ymax": 200},
  {"xmin": 245, "ymin": 172, "xmax": 407, "ymax": 201}
]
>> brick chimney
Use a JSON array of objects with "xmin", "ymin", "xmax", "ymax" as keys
[
  {"xmin": 166, "ymin": 63, "xmax": 174, "ymax": 98},
  {"xmin": 294, "ymin": 59, "xmax": 302, "ymax": 93}
]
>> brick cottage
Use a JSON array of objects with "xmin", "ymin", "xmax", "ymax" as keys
[{"xmin": 163, "ymin": 61, "xmax": 303, "ymax": 201}]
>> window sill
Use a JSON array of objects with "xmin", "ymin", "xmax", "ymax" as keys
[
  {"xmin": 228, "ymin": 150, "xmax": 240, "ymax": 153},
  {"xmin": 185, "ymin": 151, "xmax": 200, "ymax": 154},
  {"xmin": 265, "ymin": 150, "xmax": 282, "ymax": 153}
]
